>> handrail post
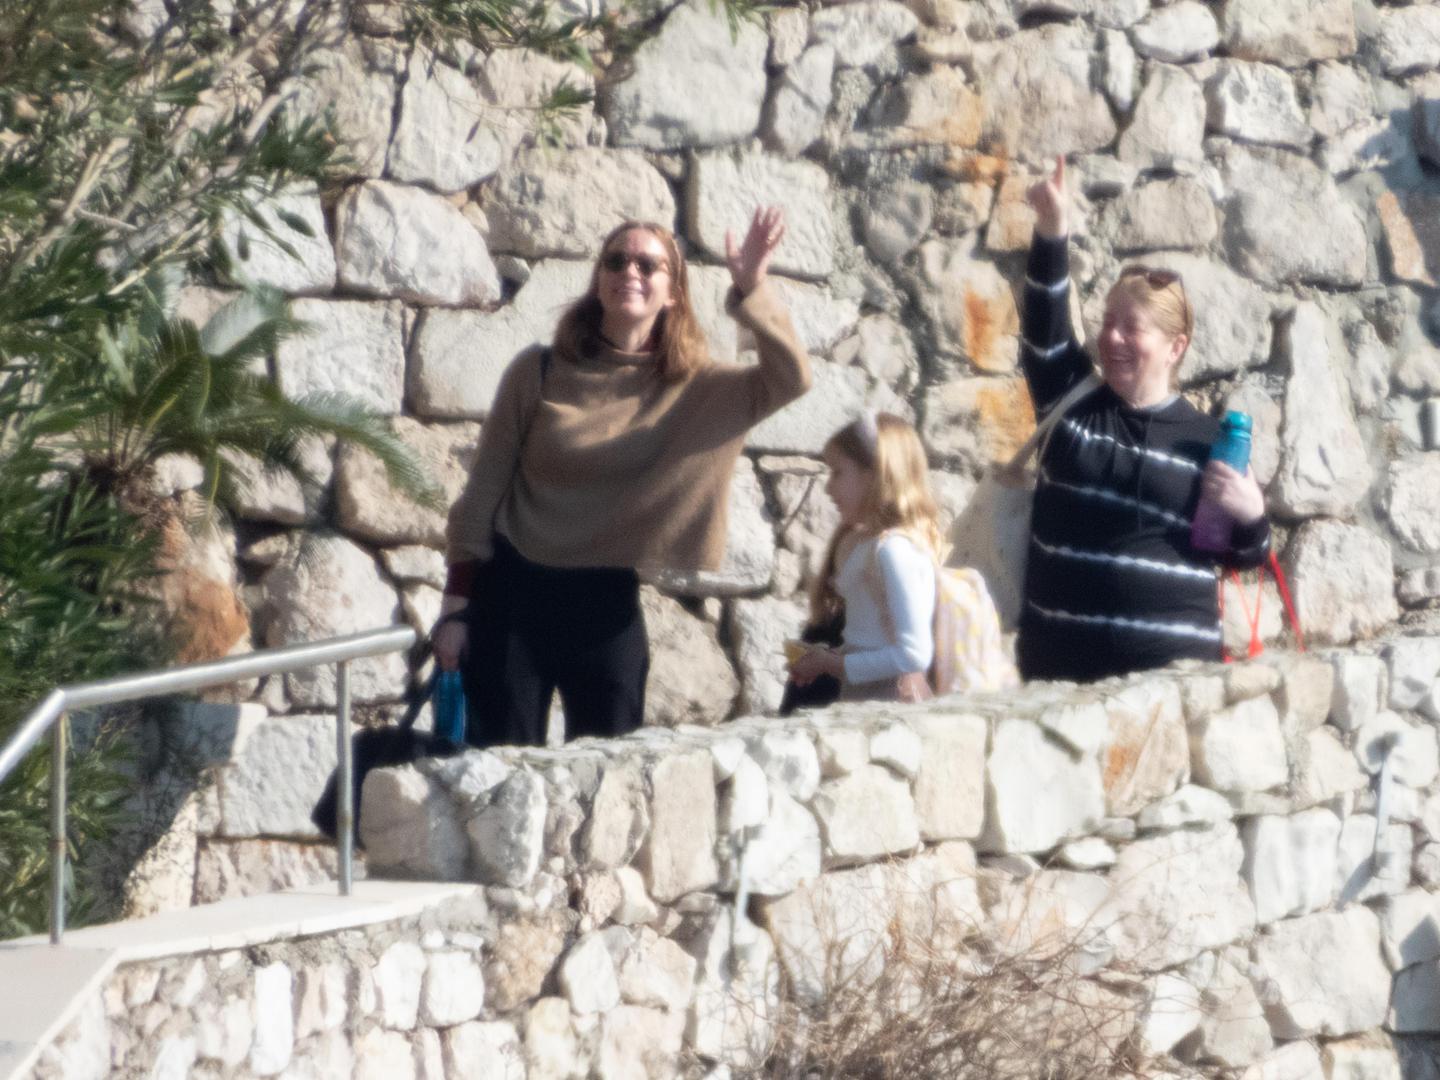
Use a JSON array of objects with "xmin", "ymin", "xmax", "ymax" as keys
[
  {"xmin": 336, "ymin": 661, "xmax": 353, "ymax": 897},
  {"xmin": 50, "ymin": 714, "xmax": 67, "ymax": 945}
]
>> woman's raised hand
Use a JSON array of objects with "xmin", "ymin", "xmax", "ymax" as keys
[
  {"xmin": 725, "ymin": 206, "xmax": 786, "ymax": 296},
  {"xmin": 1026, "ymin": 155, "xmax": 1069, "ymax": 240}
]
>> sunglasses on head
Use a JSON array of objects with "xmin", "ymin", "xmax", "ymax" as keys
[
  {"xmin": 600, "ymin": 251, "xmax": 669, "ymax": 277},
  {"xmin": 1119, "ymin": 265, "xmax": 1183, "ymax": 290}
]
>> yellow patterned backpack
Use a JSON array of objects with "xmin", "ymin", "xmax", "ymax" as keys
[{"xmin": 867, "ymin": 533, "xmax": 1020, "ymax": 700}]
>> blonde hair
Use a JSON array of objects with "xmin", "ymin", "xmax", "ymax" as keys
[
  {"xmin": 552, "ymin": 221, "xmax": 710, "ymax": 382},
  {"xmin": 1106, "ymin": 265, "xmax": 1195, "ymax": 352},
  {"xmin": 809, "ymin": 412, "xmax": 944, "ymax": 628}
]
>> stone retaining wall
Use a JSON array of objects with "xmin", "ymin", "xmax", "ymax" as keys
[{"xmin": 47, "ymin": 637, "xmax": 1440, "ymax": 1078}]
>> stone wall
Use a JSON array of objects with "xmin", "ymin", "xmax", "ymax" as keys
[
  {"xmin": 141, "ymin": 0, "xmax": 1440, "ymax": 735},
  {"xmin": 38, "ymin": 637, "xmax": 1440, "ymax": 1077}
]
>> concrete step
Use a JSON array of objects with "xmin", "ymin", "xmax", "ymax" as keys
[{"xmin": 0, "ymin": 880, "xmax": 478, "ymax": 1080}]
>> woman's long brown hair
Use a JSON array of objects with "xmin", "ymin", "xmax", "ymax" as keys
[{"xmin": 551, "ymin": 221, "xmax": 710, "ymax": 381}]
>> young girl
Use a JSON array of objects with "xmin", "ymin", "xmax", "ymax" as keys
[{"xmin": 788, "ymin": 411, "xmax": 944, "ymax": 704}]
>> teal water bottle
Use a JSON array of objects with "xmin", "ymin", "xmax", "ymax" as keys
[
  {"xmin": 1191, "ymin": 411, "xmax": 1252, "ymax": 553},
  {"xmin": 432, "ymin": 669, "xmax": 467, "ymax": 744}
]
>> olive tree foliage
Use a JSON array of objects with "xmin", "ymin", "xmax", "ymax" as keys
[{"xmin": 0, "ymin": 0, "xmax": 607, "ymax": 937}]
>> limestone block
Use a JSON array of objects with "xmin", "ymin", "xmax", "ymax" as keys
[
  {"xmin": 863, "ymin": 181, "xmax": 935, "ymax": 266},
  {"xmin": 1391, "ymin": 959, "xmax": 1440, "ymax": 1033},
  {"xmin": 582, "ymin": 762, "xmax": 648, "ymax": 870},
  {"xmin": 604, "ymin": 0, "xmax": 767, "ymax": 149},
  {"xmin": 1179, "ymin": 947, "xmax": 1272, "ymax": 1067},
  {"xmin": 616, "ymin": 931, "xmax": 697, "ymax": 1013},
  {"xmin": 1388, "ymin": 642, "xmax": 1440, "ymax": 720},
  {"xmin": 640, "ymin": 750, "xmax": 719, "ymax": 902},
  {"xmin": 1190, "ymin": 694, "xmax": 1288, "ymax": 794},
  {"xmin": 1101, "ymin": 679, "xmax": 1188, "ymax": 818},
  {"xmin": 336, "ymin": 181, "xmax": 499, "ymax": 306},
  {"xmin": 409, "ymin": 261, "xmax": 590, "ymax": 421},
  {"xmin": 1372, "ymin": 4, "xmax": 1440, "ymax": 78},
  {"xmin": 763, "ymin": 44, "xmax": 834, "ymax": 157},
  {"xmin": 688, "ymin": 906, "xmax": 778, "ymax": 1068},
  {"xmin": 765, "ymin": 279, "xmax": 863, "ymax": 359},
  {"xmin": 1099, "ymin": 177, "xmax": 1217, "ymax": 253},
  {"xmin": 1354, "ymin": 712, "xmax": 1439, "ymax": 788},
  {"xmin": 688, "ymin": 152, "xmax": 833, "ymax": 280},
  {"xmin": 1385, "ymin": 456, "xmax": 1440, "ymax": 556},
  {"xmin": 249, "ymin": 963, "xmax": 293, "ymax": 1075},
  {"xmin": 1240, "ymin": 809, "xmax": 1341, "ymax": 924},
  {"xmin": 1400, "ymin": 568, "xmax": 1440, "ymax": 609},
  {"xmin": 728, "ymin": 595, "xmax": 808, "ymax": 715},
  {"xmin": 980, "ymin": 717, "xmax": 1104, "ymax": 854},
  {"xmin": 468, "ymin": 769, "xmax": 547, "ymax": 888},
  {"xmin": 484, "ymin": 148, "xmax": 676, "ymax": 259},
  {"xmin": 294, "ymin": 962, "xmax": 347, "ymax": 1040},
  {"xmin": 215, "ymin": 713, "xmax": 349, "ymax": 839},
  {"xmin": 869, "ymin": 723, "xmax": 922, "ymax": 778},
  {"xmin": 1057, "ymin": 836, "xmax": 1116, "ymax": 870},
  {"xmin": 1219, "ymin": 0, "xmax": 1356, "ymax": 67},
  {"xmin": 1137, "ymin": 783, "xmax": 1234, "ymax": 832},
  {"xmin": 1104, "ymin": 258, "xmax": 1250, "ymax": 391},
  {"xmin": 638, "ymin": 590, "xmax": 739, "ymax": 727},
  {"xmin": 1287, "ymin": 523, "xmax": 1399, "ymax": 647},
  {"xmin": 1119, "ymin": 63, "xmax": 1205, "ymax": 172},
  {"xmin": 1274, "ymin": 654, "xmax": 1335, "ymax": 734},
  {"xmin": 988, "ymin": 868, "xmax": 1112, "ymax": 969},
  {"xmin": 810, "ymin": 1, "xmax": 917, "ymax": 67},
  {"xmin": 1375, "ymin": 889, "xmax": 1440, "ymax": 971},
  {"xmin": 1310, "ymin": 62, "xmax": 1376, "ymax": 141},
  {"xmin": 224, "ymin": 437, "xmax": 331, "ymax": 526},
  {"xmin": 867, "ymin": 66, "xmax": 985, "ymax": 151},
  {"xmin": 814, "ymin": 725, "xmax": 869, "ymax": 779},
  {"xmin": 1250, "ymin": 907, "xmax": 1390, "ymax": 1038},
  {"xmin": 1205, "ymin": 61, "xmax": 1310, "ymax": 150},
  {"xmin": 649, "ymin": 457, "xmax": 775, "ymax": 597},
  {"xmin": 741, "ymin": 790, "xmax": 821, "ymax": 896},
  {"xmin": 1320, "ymin": 114, "xmax": 1421, "ymax": 180},
  {"xmin": 915, "ymin": 237, "xmax": 1020, "ymax": 372},
  {"xmin": 922, "ymin": 373, "xmax": 1033, "ymax": 473},
  {"xmin": 1092, "ymin": 0, "xmax": 1147, "ymax": 28},
  {"xmin": 354, "ymin": 1028, "xmax": 416, "ymax": 1080},
  {"xmin": 1336, "ymin": 814, "xmax": 1412, "ymax": 904},
  {"xmin": 383, "ymin": 546, "xmax": 446, "ymax": 589},
  {"xmin": 1292, "ymin": 727, "xmax": 1366, "ymax": 809},
  {"xmin": 597, "ymin": 1004, "xmax": 683, "ymax": 1080},
  {"xmin": 276, "ymin": 298, "xmax": 404, "ymax": 414},
  {"xmin": 360, "ymin": 766, "xmax": 471, "ymax": 880},
  {"xmin": 1272, "ymin": 304, "xmax": 1373, "ymax": 518},
  {"xmin": 812, "ymin": 764, "xmax": 920, "ymax": 865},
  {"xmin": 721, "ymin": 753, "xmax": 768, "ymax": 837},
  {"xmin": 1220, "ymin": 148, "xmax": 1367, "ymax": 288},
  {"xmin": 152, "ymin": 1035, "xmax": 198, "ymax": 1080},
  {"xmin": 219, "ymin": 186, "xmax": 335, "ymax": 294},
  {"xmin": 334, "ymin": 417, "xmax": 478, "ymax": 548},
  {"xmin": 284, "ymin": 39, "xmax": 395, "ymax": 175},
  {"xmin": 193, "ymin": 993, "xmax": 252, "ymax": 1067},
  {"xmin": 1240, "ymin": 1041, "xmax": 1324, "ymax": 1080},
  {"xmin": 909, "ymin": 712, "xmax": 987, "ymax": 841},
  {"xmin": 194, "ymin": 838, "xmax": 343, "ymax": 903},
  {"xmin": 768, "ymin": 7, "xmax": 808, "ymax": 66},
  {"xmin": 970, "ymin": 24, "xmax": 1117, "ymax": 163},
  {"xmin": 445, "ymin": 1020, "xmax": 525, "ymax": 1080},
  {"xmin": 1100, "ymin": 27, "xmax": 1137, "ymax": 113},
  {"xmin": 1140, "ymin": 971, "xmax": 1202, "ymax": 1056},
  {"xmin": 1319, "ymin": 1033, "xmax": 1402, "ymax": 1080},
  {"xmin": 557, "ymin": 931, "xmax": 621, "ymax": 1015},
  {"xmin": 419, "ymin": 953, "xmax": 485, "ymax": 1028},
  {"xmin": 744, "ymin": 728, "xmax": 821, "ymax": 802},
  {"xmin": 1101, "ymin": 823, "xmax": 1256, "ymax": 971},
  {"xmin": 1133, "ymin": 1, "xmax": 1219, "ymax": 63}
]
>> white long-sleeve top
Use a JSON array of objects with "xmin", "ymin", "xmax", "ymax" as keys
[{"xmin": 834, "ymin": 533, "xmax": 936, "ymax": 686}]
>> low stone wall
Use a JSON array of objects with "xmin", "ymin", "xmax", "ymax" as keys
[{"xmin": 38, "ymin": 637, "xmax": 1440, "ymax": 1078}]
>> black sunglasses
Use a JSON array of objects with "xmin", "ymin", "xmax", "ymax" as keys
[{"xmin": 600, "ymin": 251, "xmax": 669, "ymax": 277}]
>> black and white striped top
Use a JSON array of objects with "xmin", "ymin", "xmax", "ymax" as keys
[{"xmin": 1016, "ymin": 234, "xmax": 1271, "ymax": 683}]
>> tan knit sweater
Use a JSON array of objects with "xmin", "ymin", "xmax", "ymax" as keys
[{"xmin": 444, "ymin": 280, "xmax": 811, "ymax": 590}]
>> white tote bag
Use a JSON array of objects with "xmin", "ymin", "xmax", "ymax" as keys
[{"xmin": 948, "ymin": 372, "xmax": 1101, "ymax": 630}]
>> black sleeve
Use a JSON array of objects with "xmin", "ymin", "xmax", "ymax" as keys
[{"xmin": 1021, "ymin": 233, "xmax": 1093, "ymax": 418}]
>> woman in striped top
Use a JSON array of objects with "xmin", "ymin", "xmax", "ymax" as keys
[{"xmin": 1016, "ymin": 157, "xmax": 1270, "ymax": 682}]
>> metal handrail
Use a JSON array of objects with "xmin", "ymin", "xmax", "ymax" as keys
[{"xmin": 0, "ymin": 624, "xmax": 418, "ymax": 945}]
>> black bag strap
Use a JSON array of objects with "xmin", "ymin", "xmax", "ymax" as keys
[{"xmin": 397, "ymin": 636, "xmax": 435, "ymax": 732}]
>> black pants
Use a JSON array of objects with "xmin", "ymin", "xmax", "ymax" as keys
[{"xmin": 462, "ymin": 538, "xmax": 648, "ymax": 748}]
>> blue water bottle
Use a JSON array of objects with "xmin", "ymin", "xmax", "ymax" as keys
[
  {"xmin": 432, "ymin": 669, "xmax": 468, "ymax": 744},
  {"xmin": 1191, "ymin": 411, "xmax": 1252, "ymax": 553}
]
